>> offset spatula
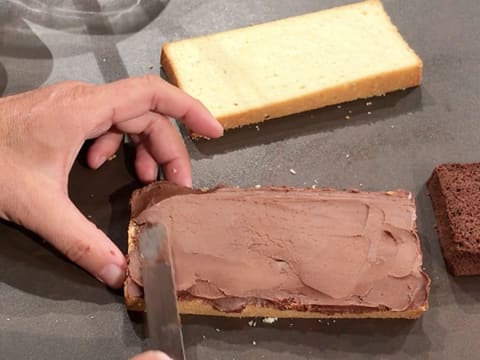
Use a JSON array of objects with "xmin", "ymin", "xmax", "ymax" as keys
[{"xmin": 139, "ymin": 223, "xmax": 186, "ymax": 360}]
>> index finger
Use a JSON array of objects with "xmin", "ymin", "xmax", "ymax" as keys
[{"xmin": 79, "ymin": 75, "xmax": 224, "ymax": 139}]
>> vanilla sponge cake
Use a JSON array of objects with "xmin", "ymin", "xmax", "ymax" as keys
[
  {"xmin": 161, "ymin": 0, "xmax": 422, "ymax": 132},
  {"xmin": 125, "ymin": 182, "xmax": 430, "ymax": 319}
]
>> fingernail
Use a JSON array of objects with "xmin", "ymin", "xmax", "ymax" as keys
[
  {"xmin": 215, "ymin": 121, "xmax": 224, "ymax": 135},
  {"xmin": 150, "ymin": 352, "xmax": 173, "ymax": 360},
  {"xmin": 182, "ymin": 176, "xmax": 193, "ymax": 188},
  {"xmin": 95, "ymin": 156, "xmax": 107, "ymax": 169},
  {"xmin": 98, "ymin": 264, "xmax": 124, "ymax": 288},
  {"xmin": 150, "ymin": 166, "xmax": 159, "ymax": 181}
]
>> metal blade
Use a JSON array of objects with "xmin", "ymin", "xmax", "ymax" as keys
[{"xmin": 139, "ymin": 223, "xmax": 185, "ymax": 360}]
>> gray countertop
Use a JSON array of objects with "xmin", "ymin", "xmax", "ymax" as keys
[{"xmin": 1, "ymin": 0, "xmax": 479, "ymax": 359}]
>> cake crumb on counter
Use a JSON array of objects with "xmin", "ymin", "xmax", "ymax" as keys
[{"xmin": 262, "ymin": 317, "xmax": 278, "ymax": 324}]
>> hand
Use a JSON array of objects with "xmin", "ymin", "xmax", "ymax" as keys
[
  {"xmin": 0, "ymin": 75, "xmax": 223, "ymax": 288},
  {"xmin": 130, "ymin": 351, "xmax": 172, "ymax": 360}
]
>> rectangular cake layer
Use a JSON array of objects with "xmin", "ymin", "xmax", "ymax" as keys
[
  {"xmin": 427, "ymin": 163, "xmax": 480, "ymax": 276},
  {"xmin": 161, "ymin": 0, "xmax": 422, "ymax": 132},
  {"xmin": 125, "ymin": 182, "xmax": 430, "ymax": 319}
]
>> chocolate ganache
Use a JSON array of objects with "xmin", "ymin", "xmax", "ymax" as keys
[{"xmin": 126, "ymin": 182, "xmax": 430, "ymax": 313}]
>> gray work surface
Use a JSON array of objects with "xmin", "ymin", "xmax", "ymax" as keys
[{"xmin": 0, "ymin": 0, "xmax": 479, "ymax": 359}]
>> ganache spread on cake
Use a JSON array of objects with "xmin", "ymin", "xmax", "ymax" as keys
[{"xmin": 127, "ymin": 182, "xmax": 430, "ymax": 313}]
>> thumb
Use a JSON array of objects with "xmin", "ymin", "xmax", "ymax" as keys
[
  {"xmin": 24, "ymin": 188, "xmax": 126, "ymax": 288},
  {"xmin": 130, "ymin": 351, "xmax": 173, "ymax": 360}
]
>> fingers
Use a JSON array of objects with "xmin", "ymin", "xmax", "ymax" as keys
[
  {"xmin": 88, "ymin": 110, "xmax": 193, "ymax": 187},
  {"xmin": 140, "ymin": 115, "xmax": 192, "ymax": 187},
  {"xmin": 87, "ymin": 131, "xmax": 123, "ymax": 169},
  {"xmin": 24, "ymin": 185, "xmax": 126, "ymax": 288},
  {"xmin": 130, "ymin": 351, "xmax": 172, "ymax": 360},
  {"xmin": 124, "ymin": 112, "xmax": 192, "ymax": 187},
  {"xmin": 82, "ymin": 75, "xmax": 223, "ymax": 140},
  {"xmin": 134, "ymin": 143, "xmax": 159, "ymax": 183}
]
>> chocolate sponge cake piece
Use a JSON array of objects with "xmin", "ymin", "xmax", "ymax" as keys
[{"xmin": 427, "ymin": 163, "xmax": 480, "ymax": 276}]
